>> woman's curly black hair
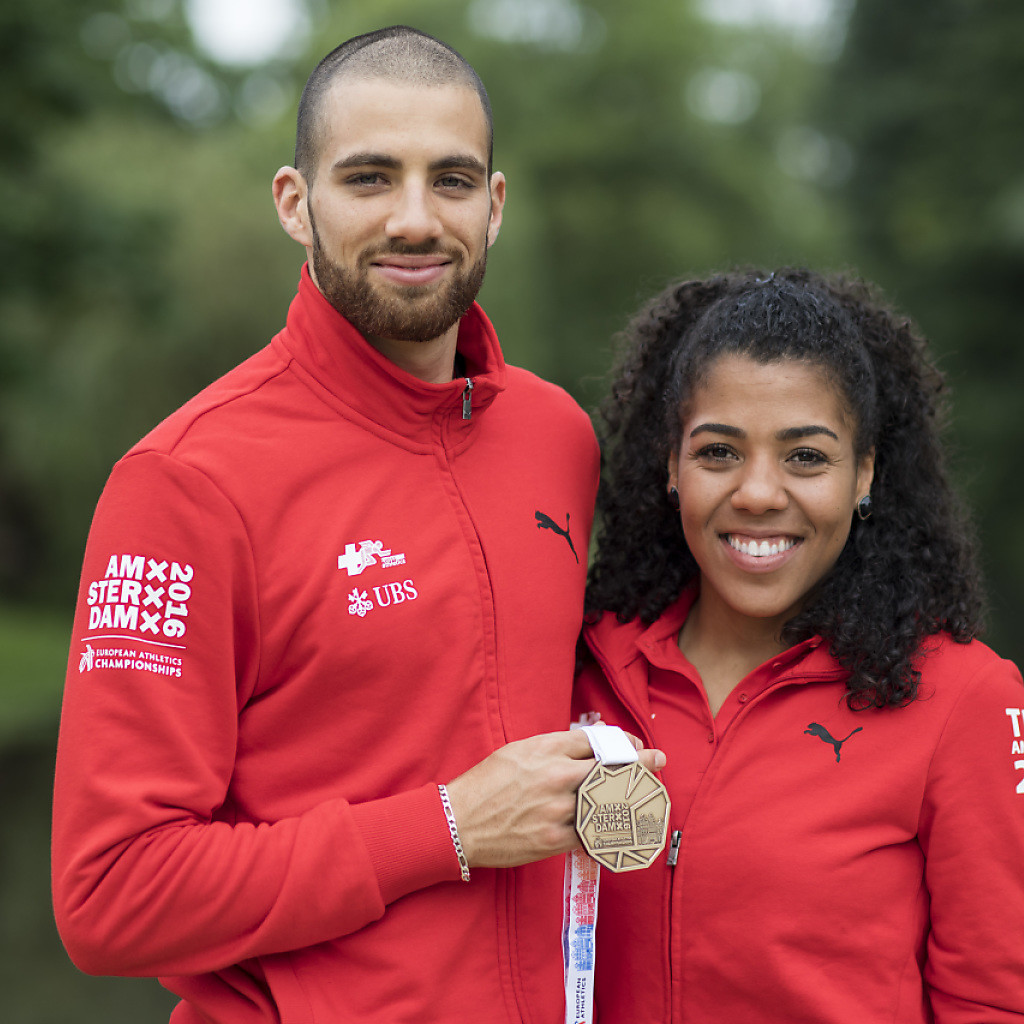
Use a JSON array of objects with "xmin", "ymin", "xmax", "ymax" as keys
[{"xmin": 586, "ymin": 268, "xmax": 985, "ymax": 710}]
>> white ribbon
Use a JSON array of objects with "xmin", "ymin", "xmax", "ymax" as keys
[
  {"xmin": 579, "ymin": 723, "xmax": 639, "ymax": 767},
  {"xmin": 562, "ymin": 723, "xmax": 637, "ymax": 1024}
]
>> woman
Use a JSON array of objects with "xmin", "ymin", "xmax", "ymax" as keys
[{"xmin": 575, "ymin": 269, "xmax": 1024, "ymax": 1023}]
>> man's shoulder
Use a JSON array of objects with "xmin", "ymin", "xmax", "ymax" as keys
[
  {"xmin": 501, "ymin": 364, "xmax": 593, "ymax": 425},
  {"xmin": 128, "ymin": 342, "xmax": 289, "ymax": 459}
]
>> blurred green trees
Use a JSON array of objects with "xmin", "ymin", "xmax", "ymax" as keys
[
  {"xmin": 825, "ymin": 0, "xmax": 1024, "ymax": 651},
  {"xmin": 2, "ymin": 0, "xmax": 1022, "ymax": 1019},
  {"xmin": 0, "ymin": 0, "xmax": 304, "ymax": 602}
]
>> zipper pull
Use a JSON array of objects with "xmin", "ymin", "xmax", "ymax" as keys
[
  {"xmin": 666, "ymin": 830, "xmax": 682, "ymax": 867},
  {"xmin": 461, "ymin": 377, "xmax": 474, "ymax": 420}
]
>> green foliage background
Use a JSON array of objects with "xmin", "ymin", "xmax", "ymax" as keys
[{"xmin": 2, "ymin": 0, "xmax": 1021, "ymax": 1018}]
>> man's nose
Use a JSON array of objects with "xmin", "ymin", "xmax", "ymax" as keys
[{"xmin": 385, "ymin": 183, "xmax": 443, "ymax": 245}]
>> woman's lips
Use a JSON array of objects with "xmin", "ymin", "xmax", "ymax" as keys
[{"xmin": 721, "ymin": 532, "xmax": 802, "ymax": 571}]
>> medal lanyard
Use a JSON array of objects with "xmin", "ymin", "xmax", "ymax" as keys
[
  {"xmin": 563, "ymin": 723, "xmax": 672, "ymax": 1023},
  {"xmin": 562, "ymin": 845, "xmax": 600, "ymax": 1024},
  {"xmin": 562, "ymin": 724, "xmax": 644, "ymax": 1024}
]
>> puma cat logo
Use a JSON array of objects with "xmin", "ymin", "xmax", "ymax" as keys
[
  {"xmin": 534, "ymin": 511, "xmax": 579, "ymax": 563},
  {"xmin": 804, "ymin": 723, "xmax": 863, "ymax": 762}
]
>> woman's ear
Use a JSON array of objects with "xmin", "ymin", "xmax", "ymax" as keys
[
  {"xmin": 666, "ymin": 451, "xmax": 680, "ymax": 494},
  {"xmin": 856, "ymin": 447, "xmax": 876, "ymax": 506}
]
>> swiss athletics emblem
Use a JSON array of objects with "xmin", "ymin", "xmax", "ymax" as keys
[{"xmin": 337, "ymin": 539, "xmax": 406, "ymax": 576}]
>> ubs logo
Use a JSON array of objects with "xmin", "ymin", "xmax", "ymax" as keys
[{"xmin": 348, "ymin": 580, "xmax": 419, "ymax": 618}]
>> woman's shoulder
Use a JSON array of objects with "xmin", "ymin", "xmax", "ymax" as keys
[{"xmin": 915, "ymin": 633, "xmax": 1023, "ymax": 704}]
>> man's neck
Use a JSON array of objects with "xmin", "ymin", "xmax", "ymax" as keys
[{"xmin": 364, "ymin": 327, "xmax": 461, "ymax": 384}]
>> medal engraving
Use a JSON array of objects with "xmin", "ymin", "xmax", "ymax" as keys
[{"xmin": 576, "ymin": 761, "xmax": 671, "ymax": 872}]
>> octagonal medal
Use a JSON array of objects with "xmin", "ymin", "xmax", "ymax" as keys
[{"xmin": 576, "ymin": 761, "xmax": 671, "ymax": 872}]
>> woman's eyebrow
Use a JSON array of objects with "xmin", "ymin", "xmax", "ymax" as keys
[
  {"xmin": 777, "ymin": 425, "xmax": 840, "ymax": 441},
  {"xmin": 689, "ymin": 422, "xmax": 743, "ymax": 439},
  {"xmin": 688, "ymin": 423, "xmax": 840, "ymax": 441}
]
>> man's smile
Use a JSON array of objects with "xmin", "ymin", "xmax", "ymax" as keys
[{"xmin": 370, "ymin": 253, "xmax": 454, "ymax": 287}]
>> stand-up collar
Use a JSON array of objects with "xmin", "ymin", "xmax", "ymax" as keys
[
  {"xmin": 271, "ymin": 265, "xmax": 507, "ymax": 449},
  {"xmin": 584, "ymin": 586, "xmax": 842, "ymax": 709}
]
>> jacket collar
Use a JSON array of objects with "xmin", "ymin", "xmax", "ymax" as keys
[
  {"xmin": 271, "ymin": 265, "xmax": 507, "ymax": 449},
  {"xmin": 584, "ymin": 586, "xmax": 845, "ymax": 710}
]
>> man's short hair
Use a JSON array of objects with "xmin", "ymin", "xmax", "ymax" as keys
[{"xmin": 295, "ymin": 25, "xmax": 494, "ymax": 185}]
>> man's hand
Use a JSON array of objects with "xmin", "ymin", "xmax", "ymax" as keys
[{"xmin": 444, "ymin": 730, "xmax": 666, "ymax": 869}]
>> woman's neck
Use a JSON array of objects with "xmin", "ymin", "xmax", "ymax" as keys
[{"xmin": 678, "ymin": 596, "xmax": 788, "ymax": 716}]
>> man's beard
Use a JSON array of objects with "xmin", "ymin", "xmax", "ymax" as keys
[{"xmin": 309, "ymin": 214, "xmax": 488, "ymax": 343}]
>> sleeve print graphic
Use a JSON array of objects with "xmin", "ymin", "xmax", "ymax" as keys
[
  {"xmin": 1006, "ymin": 708, "xmax": 1024, "ymax": 794},
  {"xmin": 78, "ymin": 553, "xmax": 192, "ymax": 678}
]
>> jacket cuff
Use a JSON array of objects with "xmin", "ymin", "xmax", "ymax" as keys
[{"xmin": 348, "ymin": 783, "xmax": 463, "ymax": 905}]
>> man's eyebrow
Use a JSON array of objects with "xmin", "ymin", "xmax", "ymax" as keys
[
  {"xmin": 429, "ymin": 155, "xmax": 488, "ymax": 176},
  {"xmin": 330, "ymin": 154, "xmax": 488, "ymax": 176},
  {"xmin": 331, "ymin": 153, "xmax": 400, "ymax": 172}
]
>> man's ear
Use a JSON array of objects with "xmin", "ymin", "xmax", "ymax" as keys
[
  {"xmin": 272, "ymin": 166, "xmax": 313, "ymax": 248},
  {"xmin": 486, "ymin": 171, "xmax": 506, "ymax": 248}
]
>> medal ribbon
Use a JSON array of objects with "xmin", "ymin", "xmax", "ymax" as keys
[{"xmin": 562, "ymin": 723, "xmax": 638, "ymax": 1024}]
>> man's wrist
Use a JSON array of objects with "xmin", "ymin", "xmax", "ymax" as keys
[{"xmin": 437, "ymin": 784, "xmax": 471, "ymax": 882}]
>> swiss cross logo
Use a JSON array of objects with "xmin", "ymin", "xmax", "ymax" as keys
[{"xmin": 337, "ymin": 539, "xmax": 406, "ymax": 576}]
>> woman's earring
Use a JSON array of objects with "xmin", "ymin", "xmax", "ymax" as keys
[
  {"xmin": 856, "ymin": 494, "xmax": 873, "ymax": 521},
  {"xmin": 668, "ymin": 486, "xmax": 680, "ymax": 511}
]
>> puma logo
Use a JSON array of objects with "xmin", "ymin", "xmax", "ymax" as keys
[
  {"xmin": 804, "ymin": 723, "xmax": 862, "ymax": 762},
  {"xmin": 534, "ymin": 511, "xmax": 578, "ymax": 563}
]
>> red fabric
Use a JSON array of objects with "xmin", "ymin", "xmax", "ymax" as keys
[
  {"xmin": 53, "ymin": 267, "xmax": 599, "ymax": 1023},
  {"xmin": 576, "ymin": 590, "xmax": 1024, "ymax": 1023}
]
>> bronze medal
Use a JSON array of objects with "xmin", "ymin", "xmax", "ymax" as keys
[{"xmin": 576, "ymin": 761, "xmax": 671, "ymax": 872}]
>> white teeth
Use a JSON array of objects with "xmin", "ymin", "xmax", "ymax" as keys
[{"xmin": 728, "ymin": 536, "xmax": 795, "ymax": 557}]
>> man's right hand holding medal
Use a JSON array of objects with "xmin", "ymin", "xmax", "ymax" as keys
[{"xmin": 444, "ymin": 730, "xmax": 666, "ymax": 870}]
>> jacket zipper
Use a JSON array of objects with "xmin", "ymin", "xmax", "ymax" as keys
[
  {"xmin": 442, "ymin": 375, "xmax": 526, "ymax": 1017},
  {"xmin": 666, "ymin": 827, "xmax": 682, "ymax": 1024},
  {"xmin": 666, "ymin": 829, "xmax": 681, "ymax": 866}
]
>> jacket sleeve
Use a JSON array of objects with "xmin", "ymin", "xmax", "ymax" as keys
[
  {"xmin": 919, "ymin": 649, "xmax": 1024, "ymax": 1022},
  {"xmin": 52, "ymin": 452, "xmax": 461, "ymax": 978}
]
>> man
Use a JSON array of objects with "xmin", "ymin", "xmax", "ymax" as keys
[{"xmin": 52, "ymin": 26, "xmax": 662, "ymax": 1024}]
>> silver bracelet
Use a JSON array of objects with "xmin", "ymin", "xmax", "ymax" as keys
[{"xmin": 438, "ymin": 784, "xmax": 471, "ymax": 883}]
